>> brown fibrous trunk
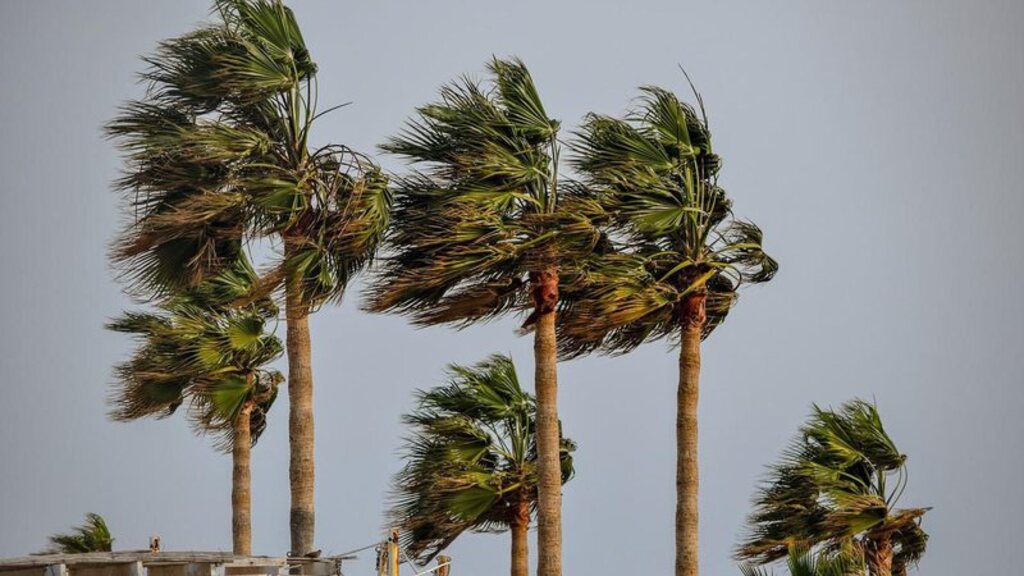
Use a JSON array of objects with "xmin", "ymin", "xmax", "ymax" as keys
[
  {"xmin": 285, "ymin": 242, "xmax": 316, "ymax": 556},
  {"xmin": 232, "ymin": 402, "xmax": 254, "ymax": 556},
  {"xmin": 510, "ymin": 498, "xmax": 530, "ymax": 576},
  {"xmin": 676, "ymin": 291, "xmax": 705, "ymax": 576},
  {"xmin": 866, "ymin": 535, "xmax": 894, "ymax": 576},
  {"xmin": 532, "ymin": 268, "xmax": 562, "ymax": 576}
]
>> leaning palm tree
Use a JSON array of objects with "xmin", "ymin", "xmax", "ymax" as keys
[
  {"xmin": 558, "ymin": 84, "xmax": 777, "ymax": 576},
  {"xmin": 390, "ymin": 354, "xmax": 575, "ymax": 576},
  {"xmin": 108, "ymin": 259, "xmax": 283, "ymax": 555},
  {"xmin": 366, "ymin": 57, "xmax": 600, "ymax": 576},
  {"xmin": 740, "ymin": 546, "xmax": 864, "ymax": 576},
  {"xmin": 737, "ymin": 400, "xmax": 929, "ymax": 576},
  {"xmin": 45, "ymin": 514, "xmax": 114, "ymax": 554},
  {"xmin": 106, "ymin": 0, "xmax": 390, "ymax": 554}
]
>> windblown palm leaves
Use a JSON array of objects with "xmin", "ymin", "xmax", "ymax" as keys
[
  {"xmin": 737, "ymin": 400, "xmax": 929, "ymax": 576},
  {"xmin": 390, "ymin": 355, "xmax": 574, "ymax": 576},
  {"xmin": 366, "ymin": 57, "xmax": 599, "ymax": 326},
  {"xmin": 45, "ymin": 514, "xmax": 114, "ymax": 554},
  {"xmin": 559, "ymin": 85, "xmax": 776, "ymax": 355},
  {"xmin": 740, "ymin": 545, "xmax": 864, "ymax": 576},
  {"xmin": 107, "ymin": 257, "xmax": 283, "ymax": 452},
  {"xmin": 107, "ymin": 0, "xmax": 390, "ymax": 307}
]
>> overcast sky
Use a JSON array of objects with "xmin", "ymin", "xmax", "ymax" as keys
[{"xmin": 2, "ymin": 1, "xmax": 1023, "ymax": 574}]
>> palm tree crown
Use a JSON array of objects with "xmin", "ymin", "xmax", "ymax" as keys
[
  {"xmin": 107, "ymin": 0, "xmax": 390, "ymax": 307},
  {"xmin": 45, "ymin": 514, "xmax": 114, "ymax": 554},
  {"xmin": 107, "ymin": 258, "xmax": 283, "ymax": 451},
  {"xmin": 390, "ymin": 354, "xmax": 575, "ymax": 567},
  {"xmin": 559, "ymin": 85, "xmax": 776, "ymax": 354},
  {"xmin": 737, "ymin": 400, "xmax": 929, "ymax": 576},
  {"xmin": 365, "ymin": 57, "xmax": 599, "ymax": 326}
]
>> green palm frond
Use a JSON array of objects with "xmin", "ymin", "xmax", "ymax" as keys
[
  {"xmin": 558, "ymin": 84, "xmax": 776, "ymax": 357},
  {"xmin": 737, "ymin": 400, "xmax": 929, "ymax": 572},
  {"xmin": 45, "ymin": 514, "xmax": 114, "ymax": 554},
  {"xmin": 740, "ymin": 545, "xmax": 864, "ymax": 576},
  {"xmin": 108, "ymin": 256, "xmax": 283, "ymax": 452},
  {"xmin": 108, "ymin": 0, "xmax": 387, "ymax": 308},
  {"xmin": 366, "ymin": 57, "xmax": 600, "ymax": 328},
  {"xmin": 389, "ymin": 354, "xmax": 575, "ymax": 563}
]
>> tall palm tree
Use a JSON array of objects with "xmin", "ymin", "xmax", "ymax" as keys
[
  {"xmin": 739, "ymin": 546, "xmax": 864, "ymax": 576},
  {"xmin": 366, "ymin": 58, "xmax": 600, "ymax": 576},
  {"xmin": 558, "ymin": 84, "xmax": 777, "ymax": 576},
  {"xmin": 108, "ymin": 259, "xmax": 283, "ymax": 555},
  {"xmin": 45, "ymin": 514, "xmax": 114, "ymax": 554},
  {"xmin": 737, "ymin": 400, "xmax": 930, "ymax": 576},
  {"xmin": 390, "ymin": 355, "xmax": 575, "ymax": 576},
  {"xmin": 106, "ymin": 0, "xmax": 391, "ymax": 554}
]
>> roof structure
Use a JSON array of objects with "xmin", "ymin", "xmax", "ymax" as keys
[{"xmin": 0, "ymin": 552, "xmax": 342, "ymax": 576}]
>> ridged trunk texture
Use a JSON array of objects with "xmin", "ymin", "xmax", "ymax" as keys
[
  {"xmin": 533, "ymin": 269, "xmax": 561, "ymax": 576},
  {"xmin": 676, "ymin": 292, "xmax": 705, "ymax": 576},
  {"xmin": 866, "ymin": 536, "xmax": 894, "ymax": 576},
  {"xmin": 232, "ymin": 403, "xmax": 253, "ymax": 556},
  {"xmin": 285, "ymin": 253, "xmax": 315, "ymax": 556},
  {"xmin": 510, "ymin": 499, "xmax": 530, "ymax": 576}
]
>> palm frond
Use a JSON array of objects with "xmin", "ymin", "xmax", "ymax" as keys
[
  {"xmin": 389, "ymin": 354, "xmax": 575, "ymax": 563},
  {"xmin": 108, "ymin": 257, "xmax": 283, "ymax": 453},
  {"xmin": 109, "ymin": 0, "xmax": 385, "ymax": 309},
  {"xmin": 737, "ymin": 400, "xmax": 929, "ymax": 572},
  {"xmin": 45, "ymin": 514, "xmax": 113, "ymax": 554},
  {"xmin": 367, "ymin": 58, "xmax": 596, "ymax": 328},
  {"xmin": 559, "ymin": 84, "xmax": 775, "ymax": 356}
]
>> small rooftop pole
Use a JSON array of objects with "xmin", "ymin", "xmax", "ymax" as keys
[
  {"xmin": 388, "ymin": 529, "xmax": 400, "ymax": 576},
  {"xmin": 435, "ymin": 556, "xmax": 451, "ymax": 576}
]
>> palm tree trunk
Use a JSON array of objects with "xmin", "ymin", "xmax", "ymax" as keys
[
  {"xmin": 676, "ymin": 292, "xmax": 705, "ymax": 576},
  {"xmin": 533, "ymin": 268, "xmax": 561, "ymax": 576},
  {"xmin": 866, "ymin": 536, "xmax": 894, "ymax": 576},
  {"xmin": 232, "ymin": 403, "xmax": 254, "ymax": 556},
  {"xmin": 510, "ymin": 499, "xmax": 530, "ymax": 576},
  {"xmin": 285, "ymin": 254, "xmax": 315, "ymax": 556}
]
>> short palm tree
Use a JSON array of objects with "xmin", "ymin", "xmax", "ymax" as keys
[
  {"xmin": 108, "ymin": 258, "xmax": 283, "ymax": 555},
  {"xmin": 106, "ymin": 0, "xmax": 390, "ymax": 554},
  {"xmin": 737, "ymin": 400, "xmax": 929, "ymax": 576},
  {"xmin": 390, "ymin": 354, "xmax": 575, "ymax": 576},
  {"xmin": 740, "ymin": 546, "xmax": 864, "ymax": 576},
  {"xmin": 559, "ymin": 84, "xmax": 777, "ymax": 576},
  {"xmin": 367, "ymin": 57, "xmax": 599, "ymax": 576},
  {"xmin": 45, "ymin": 513, "xmax": 114, "ymax": 554}
]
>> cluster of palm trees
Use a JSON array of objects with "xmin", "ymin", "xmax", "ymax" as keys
[{"xmin": 104, "ymin": 2, "xmax": 926, "ymax": 576}]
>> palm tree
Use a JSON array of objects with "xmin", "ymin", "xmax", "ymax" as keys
[
  {"xmin": 366, "ymin": 57, "xmax": 600, "ymax": 576},
  {"xmin": 736, "ymin": 400, "xmax": 930, "ymax": 576},
  {"xmin": 108, "ymin": 259, "xmax": 283, "ymax": 555},
  {"xmin": 558, "ymin": 84, "xmax": 777, "ymax": 576},
  {"xmin": 106, "ymin": 0, "xmax": 391, "ymax": 554},
  {"xmin": 740, "ymin": 546, "xmax": 864, "ymax": 576},
  {"xmin": 390, "ymin": 354, "xmax": 575, "ymax": 576},
  {"xmin": 45, "ymin": 514, "xmax": 114, "ymax": 554}
]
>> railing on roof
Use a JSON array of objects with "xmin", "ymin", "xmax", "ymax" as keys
[
  {"xmin": 0, "ymin": 552, "xmax": 342, "ymax": 576},
  {"xmin": 0, "ymin": 529, "xmax": 452, "ymax": 576}
]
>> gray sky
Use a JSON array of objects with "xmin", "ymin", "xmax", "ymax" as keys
[{"xmin": 2, "ymin": 0, "xmax": 1023, "ymax": 574}]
